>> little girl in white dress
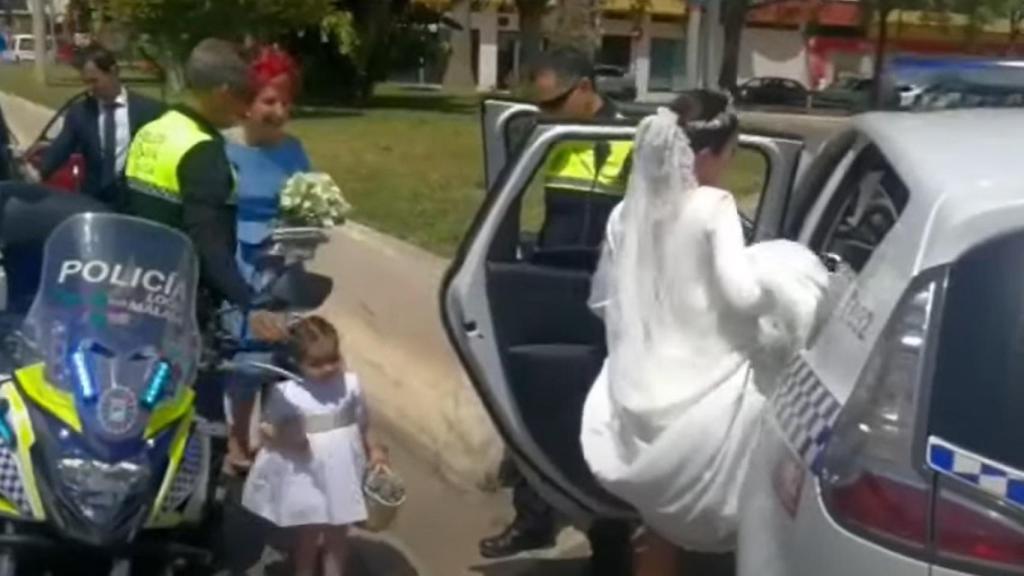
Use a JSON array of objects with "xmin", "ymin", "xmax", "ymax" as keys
[{"xmin": 242, "ymin": 315, "xmax": 387, "ymax": 576}]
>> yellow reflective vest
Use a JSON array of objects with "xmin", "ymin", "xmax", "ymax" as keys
[
  {"xmin": 542, "ymin": 139, "xmax": 632, "ymax": 195},
  {"xmin": 124, "ymin": 109, "xmax": 214, "ymax": 228}
]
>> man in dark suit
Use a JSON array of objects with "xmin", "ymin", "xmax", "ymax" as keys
[{"xmin": 34, "ymin": 45, "xmax": 165, "ymax": 206}]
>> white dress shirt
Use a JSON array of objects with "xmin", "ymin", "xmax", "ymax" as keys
[{"xmin": 97, "ymin": 88, "xmax": 131, "ymax": 174}]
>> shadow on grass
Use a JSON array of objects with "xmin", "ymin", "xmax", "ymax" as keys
[
  {"xmin": 292, "ymin": 106, "xmax": 366, "ymax": 120},
  {"xmin": 368, "ymin": 92, "xmax": 478, "ymax": 115},
  {"xmin": 299, "ymin": 86, "xmax": 478, "ymax": 117}
]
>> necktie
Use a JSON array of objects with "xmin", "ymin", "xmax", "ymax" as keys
[{"xmin": 102, "ymin": 101, "xmax": 118, "ymax": 188}]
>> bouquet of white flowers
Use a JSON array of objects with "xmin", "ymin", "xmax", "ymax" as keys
[{"xmin": 279, "ymin": 171, "xmax": 351, "ymax": 228}]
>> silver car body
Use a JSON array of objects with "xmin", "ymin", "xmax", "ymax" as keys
[{"xmin": 738, "ymin": 110, "xmax": 1024, "ymax": 576}]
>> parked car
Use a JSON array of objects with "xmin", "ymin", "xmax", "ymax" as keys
[
  {"xmin": 18, "ymin": 92, "xmax": 85, "ymax": 192},
  {"xmin": 814, "ymin": 77, "xmax": 873, "ymax": 111},
  {"xmin": 447, "ymin": 100, "xmax": 1024, "ymax": 576},
  {"xmin": 738, "ymin": 76, "xmax": 809, "ymax": 107},
  {"xmin": 594, "ymin": 64, "xmax": 637, "ymax": 102},
  {"xmin": 3, "ymin": 35, "xmax": 53, "ymax": 63}
]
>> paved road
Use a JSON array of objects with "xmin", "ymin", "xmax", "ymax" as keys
[{"xmin": 219, "ymin": 426, "xmax": 589, "ymax": 576}]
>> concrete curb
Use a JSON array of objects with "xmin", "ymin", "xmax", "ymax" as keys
[{"xmin": 0, "ymin": 90, "xmax": 504, "ymax": 491}]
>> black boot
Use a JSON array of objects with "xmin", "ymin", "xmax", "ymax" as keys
[{"xmin": 478, "ymin": 520, "xmax": 556, "ymax": 559}]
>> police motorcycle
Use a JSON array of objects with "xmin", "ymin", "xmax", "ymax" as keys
[{"xmin": 0, "ymin": 183, "xmax": 332, "ymax": 575}]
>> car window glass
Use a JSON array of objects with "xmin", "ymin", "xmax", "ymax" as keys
[
  {"xmin": 515, "ymin": 137, "xmax": 768, "ymax": 269},
  {"xmin": 929, "ymin": 229, "xmax": 1024, "ymax": 471},
  {"xmin": 810, "ymin": 144, "xmax": 909, "ymax": 273}
]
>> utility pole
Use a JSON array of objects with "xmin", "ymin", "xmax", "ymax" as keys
[
  {"xmin": 31, "ymin": 0, "xmax": 46, "ymax": 83},
  {"xmin": 685, "ymin": 0, "xmax": 724, "ymax": 89}
]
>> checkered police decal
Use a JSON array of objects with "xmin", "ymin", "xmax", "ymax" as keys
[
  {"xmin": 0, "ymin": 445, "xmax": 31, "ymax": 515},
  {"xmin": 771, "ymin": 357, "xmax": 843, "ymax": 475},
  {"xmin": 927, "ymin": 436, "xmax": 1024, "ymax": 510}
]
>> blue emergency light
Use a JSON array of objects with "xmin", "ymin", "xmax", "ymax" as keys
[
  {"xmin": 141, "ymin": 361, "xmax": 171, "ymax": 410},
  {"xmin": 72, "ymin": 350, "xmax": 98, "ymax": 403},
  {"xmin": 0, "ymin": 400, "xmax": 15, "ymax": 448}
]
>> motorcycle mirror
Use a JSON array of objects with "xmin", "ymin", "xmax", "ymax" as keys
[{"xmin": 266, "ymin": 267, "xmax": 333, "ymax": 312}]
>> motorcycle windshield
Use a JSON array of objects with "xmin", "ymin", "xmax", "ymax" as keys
[{"xmin": 23, "ymin": 214, "xmax": 200, "ymax": 440}]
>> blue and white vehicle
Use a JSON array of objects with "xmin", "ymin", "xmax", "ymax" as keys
[
  {"xmin": 446, "ymin": 100, "xmax": 1024, "ymax": 574},
  {"xmin": 739, "ymin": 110, "xmax": 1024, "ymax": 576}
]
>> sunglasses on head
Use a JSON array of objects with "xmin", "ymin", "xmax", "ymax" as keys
[{"xmin": 537, "ymin": 79, "xmax": 581, "ymax": 112}]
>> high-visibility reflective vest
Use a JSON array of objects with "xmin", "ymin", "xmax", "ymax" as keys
[
  {"xmin": 124, "ymin": 110, "xmax": 214, "ymax": 228},
  {"xmin": 542, "ymin": 140, "xmax": 632, "ymax": 195}
]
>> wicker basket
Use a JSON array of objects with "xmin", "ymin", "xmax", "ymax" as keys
[{"xmin": 362, "ymin": 465, "xmax": 406, "ymax": 532}]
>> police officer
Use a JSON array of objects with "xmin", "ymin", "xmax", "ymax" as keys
[
  {"xmin": 124, "ymin": 38, "xmax": 285, "ymax": 468},
  {"xmin": 531, "ymin": 46, "xmax": 632, "ymax": 249},
  {"xmin": 479, "ymin": 46, "xmax": 634, "ymax": 576},
  {"xmin": 125, "ymin": 38, "xmax": 250, "ymax": 303}
]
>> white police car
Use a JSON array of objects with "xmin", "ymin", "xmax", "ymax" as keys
[
  {"xmin": 444, "ymin": 100, "xmax": 1024, "ymax": 575},
  {"xmin": 739, "ymin": 110, "xmax": 1024, "ymax": 576}
]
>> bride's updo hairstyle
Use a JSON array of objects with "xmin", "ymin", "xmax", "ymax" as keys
[{"xmin": 668, "ymin": 89, "xmax": 740, "ymax": 156}]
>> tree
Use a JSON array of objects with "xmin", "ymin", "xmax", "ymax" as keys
[
  {"xmin": 442, "ymin": 0, "xmax": 475, "ymax": 88},
  {"xmin": 993, "ymin": 0, "xmax": 1024, "ymax": 52},
  {"xmin": 517, "ymin": 0, "xmax": 547, "ymax": 72},
  {"xmin": 107, "ymin": 0, "xmax": 333, "ymax": 90},
  {"xmin": 718, "ymin": 0, "xmax": 749, "ymax": 93},
  {"xmin": 551, "ymin": 0, "xmax": 599, "ymax": 55},
  {"xmin": 861, "ymin": 0, "xmax": 936, "ymax": 108}
]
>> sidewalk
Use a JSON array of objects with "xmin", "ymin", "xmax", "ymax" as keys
[{"xmin": 0, "ymin": 91, "xmax": 504, "ymax": 491}]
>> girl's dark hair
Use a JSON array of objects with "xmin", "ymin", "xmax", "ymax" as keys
[
  {"xmin": 669, "ymin": 89, "xmax": 739, "ymax": 155},
  {"xmin": 288, "ymin": 315, "xmax": 341, "ymax": 365}
]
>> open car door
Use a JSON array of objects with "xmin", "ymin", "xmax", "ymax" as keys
[
  {"xmin": 481, "ymin": 99, "xmax": 540, "ymax": 192},
  {"xmin": 22, "ymin": 92, "xmax": 85, "ymax": 193},
  {"xmin": 443, "ymin": 107, "xmax": 805, "ymax": 522}
]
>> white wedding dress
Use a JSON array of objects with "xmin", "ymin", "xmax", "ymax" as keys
[{"xmin": 580, "ymin": 108, "xmax": 828, "ymax": 552}]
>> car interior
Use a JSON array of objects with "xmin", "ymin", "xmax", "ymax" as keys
[
  {"xmin": 811, "ymin": 144, "xmax": 909, "ymax": 274},
  {"xmin": 483, "ymin": 136, "xmax": 633, "ymax": 508},
  {"xmin": 477, "ymin": 125, "xmax": 770, "ymax": 509}
]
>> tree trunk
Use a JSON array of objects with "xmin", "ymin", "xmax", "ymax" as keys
[
  {"xmin": 552, "ymin": 0, "xmax": 599, "ymax": 56},
  {"xmin": 442, "ymin": 0, "xmax": 475, "ymax": 89},
  {"xmin": 30, "ymin": 0, "xmax": 45, "ymax": 83},
  {"xmin": 870, "ymin": 4, "xmax": 890, "ymax": 110},
  {"xmin": 1010, "ymin": 13, "xmax": 1023, "ymax": 56},
  {"xmin": 517, "ymin": 0, "xmax": 545, "ymax": 73},
  {"xmin": 718, "ymin": 0, "xmax": 748, "ymax": 93},
  {"xmin": 352, "ymin": 0, "xmax": 396, "ymax": 102}
]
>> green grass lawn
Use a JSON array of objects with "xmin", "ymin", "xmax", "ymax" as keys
[{"xmin": 0, "ymin": 63, "xmax": 765, "ymax": 256}]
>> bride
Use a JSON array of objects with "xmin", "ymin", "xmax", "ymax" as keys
[{"xmin": 581, "ymin": 91, "xmax": 828, "ymax": 574}]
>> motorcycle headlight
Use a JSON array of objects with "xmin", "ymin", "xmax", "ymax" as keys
[{"xmin": 56, "ymin": 458, "xmax": 150, "ymax": 524}]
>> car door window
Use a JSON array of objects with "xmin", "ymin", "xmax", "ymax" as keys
[
  {"xmin": 929, "ymin": 230, "xmax": 1024, "ymax": 472},
  {"xmin": 785, "ymin": 130, "xmax": 858, "ymax": 240},
  {"xmin": 481, "ymin": 100, "xmax": 540, "ymax": 192},
  {"xmin": 808, "ymin": 143, "xmax": 909, "ymax": 274},
  {"xmin": 515, "ymin": 140, "xmax": 769, "ymax": 267}
]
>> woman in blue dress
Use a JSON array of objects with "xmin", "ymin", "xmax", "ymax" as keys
[{"xmin": 224, "ymin": 46, "xmax": 312, "ymax": 471}]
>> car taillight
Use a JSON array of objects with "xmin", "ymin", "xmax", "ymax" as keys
[
  {"xmin": 821, "ymin": 274, "xmax": 1024, "ymax": 573},
  {"xmin": 819, "ymin": 278, "xmax": 940, "ymax": 551},
  {"xmin": 934, "ymin": 486, "xmax": 1024, "ymax": 573}
]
